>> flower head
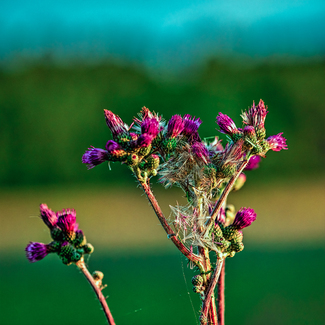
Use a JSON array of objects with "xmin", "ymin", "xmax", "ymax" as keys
[
  {"xmin": 141, "ymin": 116, "xmax": 160, "ymax": 138},
  {"xmin": 167, "ymin": 115, "xmax": 184, "ymax": 138},
  {"xmin": 245, "ymin": 155, "xmax": 261, "ymax": 170},
  {"xmin": 182, "ymin": 114, "xmax": 202, "ymax": 142},
  {"xmin": 25, "ymin": 242, "xmax": 50, "ymax": 262},
  {"xmin": 241, "ymin": 100, "xmax": 268, "ymax": 136},
  {"xmin": 104, "ymin": 110, "xmax": 129, "ymax": 138},
  {"xmin": 266, "ymin": 133, "xmax": 288, "ymax": 151},
  {"xmin": 192, "ymin": 142, "xmax": 209, "ymax": 164},
  {"xmin": 216, "ymin": 113, "xmax": 241, "ymax": 136},
  {"xmin": 105, "ymin": 140, "xmax": 122, "ymax": 154},
  {"xmin": 40, "ymin": 204, "xmax": 57, "ymax": 229},
  {"xmin": 82, "ymin": 147, "xmax": 108, "ymax": 169},
  {"xmin": 232, "ymin": 207, "xmax": 256, "ymax": 230},
  {"xmin": 56, "ymin": 209, "xmax": 78, "ymax": 234}
]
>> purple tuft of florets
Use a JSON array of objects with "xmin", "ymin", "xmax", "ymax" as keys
[
  {"xmin": 216, "ymin": 113, "xmax": 241, "ymax": 136},
  {"xmin": 245, "ymin": 155, "xmax": 261, "ymax": 170},
  {"xmin": 266, "ymin": 133, "xmax": 288, "ymax": 151},
  {"xmin": 232, "ymin": 207, "xmax": 256, "ymax": 230},
  {"xmin": 192, "ymin": 142, "xmax": 209, "ymax": 164},
  {"xmin": 105, "ymin": 140, "xmax": 122, "ymax": 154},
  {"xmin": 25, "ymin": 242, "xmax": 49, "ymax": 262},
  {"xmin": 141, "ymin": 116, "xmax": 160, "ymax": 137},
  {"xmin": 243, "ymin": 125, "xmax": 256, "ymax": 137},
  {"xmin": 167, "ymin": 115, "xmax": 184, "ymax": 138},
  {"xmin": 241, "ymin": 100, "xmax": 268, "ymax": 129},
  {"xmin": 57, "ymin": 209, "xmax": 78, "ymax": 234},
  {"xmin": 104, "ymin": 110, "xmax": 129, "ymax": 137},
  {"xmin": 136, "ymin": 133, "xmax": 154, "ymax": 147},
  {"xmin": 82, "ymin": 147, "xmax": 108, "ymax": 169},
  {"xmin": 39, "ymin": 204, "xmax": 57, "ymax": 229},
  {"xmin": 182, "ymin": 115, "xmax": 202, "ymax": 141}
]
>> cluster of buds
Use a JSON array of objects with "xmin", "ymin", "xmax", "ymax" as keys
[
  {"xmin": 82, "ymin": 101, "xmax": 287, "ymax": 257},
  {"xmin": 212, "ymin": 207, "xmax": 257, "ymax": 258},
  {"xmin": 191, "ymin": 274, "xmax": 206, "ymax": 297},
  {"xmin": 25, "ymin": 204, "xmax": 94, "ymax": 265},
  {"xmin": 82, "ymin": 107, "xmax": 205, "ymax": 183}
]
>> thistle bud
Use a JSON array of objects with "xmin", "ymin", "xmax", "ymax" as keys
[
  {"xmin": 232, "ymin": 173, "xmax": 246, "ymax": 191},
  {"xmin": 146, "ymin": 154, "xmax": 160, "ymax": 171},
  {"xmin": 83, "ymin": 243, "xmax": 94, "ymax": 254},
  {"xmin": 73, "ymin": 230, "xmax": 87, "ymax": 248},
  {"xmin": 193, "ymin": 286, "xmax": 202, "ymax": 293},
  {"xmin": 126, "ymin": 153, "xmax": 140, "ymax": 166},
  {"xmin": 92, "ymin": 271, "xmax": 104, "ymax": 281},
  {"xmin": 191, "ymin": 275, "xmax": 204, "ymax": 286}
]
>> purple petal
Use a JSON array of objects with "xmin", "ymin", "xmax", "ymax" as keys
[
  {"xmin": 39, "ymin": 204, "xmax": 57, "ymax": 229},
  {"xmin": 245, "ymin": 155, "xmax": 261, "ymax": 170},
  {"xmin": 25, "ymin": 242, "xmax": 49, "ymax": 262},
  {"xmin": 216, "ymin": 113, "xmax": 240, "ymax": 135},
  {"xmin": 232, "ymin": 207, "xmax": 256, "ymax": 230},
  {"xmin": 82, "ymin": 147, "xmax": 108, "ymax": 169},
  {"xmin": 167, "ymin": 115, "xmax": 184, "ymax": 138},
  {"xmin": 104, "ymin": 110, "xmax": 129, "ymax": 137},
  {"xmin": 267, "ymin": 133, "xmax": 288, "ymax": 151}
]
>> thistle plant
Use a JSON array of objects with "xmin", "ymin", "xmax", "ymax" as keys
[{"xmin": 26, "ymin": 100, "xmax": 287, "ymax": 325}]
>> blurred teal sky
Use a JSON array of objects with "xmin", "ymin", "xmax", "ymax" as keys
[{"xmin": 1, "ymin": 0, "xmax": 325, "ymax": 72}]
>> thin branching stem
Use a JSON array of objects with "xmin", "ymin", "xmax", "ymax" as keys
[
  {"xmin": 201, "ymin": 259, "xmax": 224, "ymax": 324},
  {"xmin": 76, "ymin": 259, "xmax": 116, "ymax": 325},
  {"xmin": 217, "ymin": 263, "xmax": 225, "ymax": 325},
  {"xmin": 139, "ymin": 180, "xmax": 204, "ymax": 266},
  {"xmin": 205, "ymin": 160, "xmax": 248, "ymax": 232}
]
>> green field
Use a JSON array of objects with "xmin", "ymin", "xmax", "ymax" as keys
[
  {"xmin": 0, "ymin": 179, "xmax": 324, "ymax": 325},
  {"xmin": 1, "ymin": 248, "xmax": 324, "ymax": 325}
]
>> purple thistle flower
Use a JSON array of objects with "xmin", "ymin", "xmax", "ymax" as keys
[
  {"xmin": 136, "ymin": 133, "xmax": 154, "ymax": 147},
  {"xmin": 192, "ymin": 142, "xmax": 209, "ymax": 164},
  {"xmin": 25, "ymin": 242, "xmax": 50, "ymax": 262},
  {"xmin": 245, "ymin": 155, "xmax": 261, "ymax": 170},
  {"xmin": 266, "ymin": 133, "xmax": 288, "ymax": 151},
  {"xmin": 216, "ymin": 113, "xmax": 241, "ymax": 136},
  {"xmin": 82, "ymin": 147, "xmax": 108, "ymax": 169},
  {"xmin": 243, "ymin": 125, "xmax": 256, "ymax": 137},
  {"xmin": 232, "ymin": 207, "xmax": 256, "ymax": 230},
  {"xmin": 141, "ymin": 117, "xmax": 160, "ymax": 138},
  {"xmin": 241, "ymin": 100, "xmax": 268, "ymax": 129},
  {"xmin": 167, "ymin": 115, "xmax": 184, "ymax": 138},
  {"xmin": 104, "ymin": 110, "xmax": 129, "ymax": 138},
  {"xmin": 39, "ymin": 204, "xmax": 57, "ymax": 229},
  {"xmin": 105, "ymin": 140, "xmax": 122, "ymax": 154},
  {"xmin": 57, "ymin": 209, "xmax": 78, "ymax": 234},
  {"xmin": 182, "ymin": 114, "xmax": 202, "ymax": 142}
]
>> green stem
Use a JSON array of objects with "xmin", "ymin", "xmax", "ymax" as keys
[{"xmin": 205, "ymin": 160, "xmax": 248, "ymax": 233}]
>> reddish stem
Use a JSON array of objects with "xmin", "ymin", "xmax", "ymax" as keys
[
  {"xmin": 217, "ymin": 262, "xmax": 225, "ymax": 325},
  {"xmin": 140, "ymin": 181, "xmax": 203, "ymax": 265},
  {"xmin": 76, "ymin": 259, "xmax": 116, "ymax": 325},
  {"xmin": 201, "ymin": 259, "xmax": 224, "ymax": 324}
]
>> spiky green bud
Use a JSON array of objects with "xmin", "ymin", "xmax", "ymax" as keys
[
  {"xmin": 51, "ymin": 227, "xmax": 63, "ymax": 241},
  {"xmin": 191, "ymin": 275, "xmax": 204, "ymax": 286},
  {"xmin": 83, "ymin": 243, "xmax": 94, "ymax": 254}
]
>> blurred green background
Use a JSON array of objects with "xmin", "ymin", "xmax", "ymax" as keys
[{"xmin": 1, "ymin": 1, "xmax": 325, "ymax": 325}]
